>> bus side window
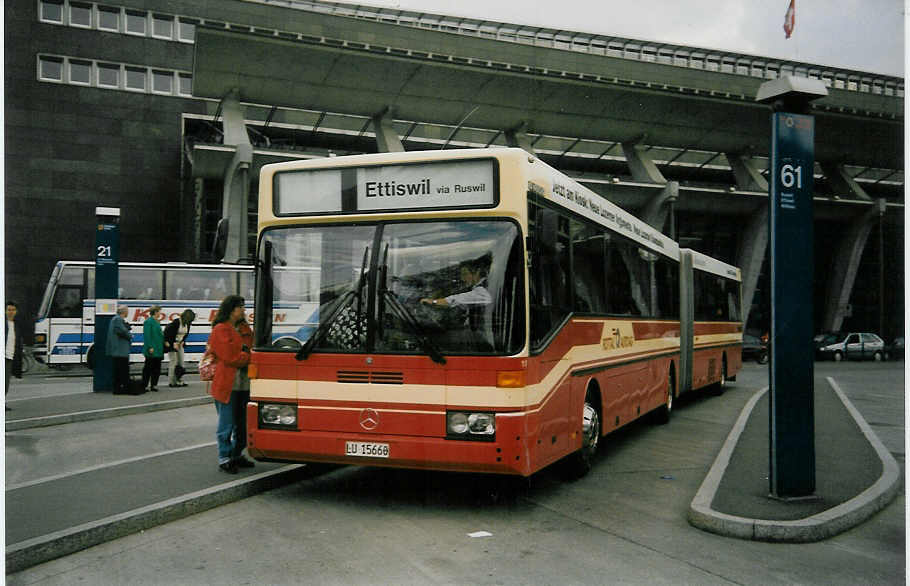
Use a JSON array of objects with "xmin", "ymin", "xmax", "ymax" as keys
[{"xmin": 50, "ymin": 286, "xmax": 83, "ymax": 318}]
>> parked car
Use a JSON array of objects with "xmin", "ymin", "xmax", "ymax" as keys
[
  {"xmin": 885, "ymin": 336, "xmax": 904, "ymax": 361},
  {"xmin": 742, "ymin": 333, "xmax": 769, "ymax": 364},
  {"xmin": 816, "ymin": 332, "xmax": 885, "ymax": 362},
  {"xmin": 814, "ymin": 331, "xmax": 844, "ymax": 360}
]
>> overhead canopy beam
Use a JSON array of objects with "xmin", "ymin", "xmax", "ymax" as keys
[
  {"xmin": 821, "ymin": 162, "xmax": 872, "ymax": 200},
  {"xmin": 191, "ymin": 27, "xmax": 776, "ymax": 159},
  {"xmin": 372, "ymin": 107, "xmax": 405, "ymax": 152},
  {"xmin": 192, "ymin": 27, "xmax": 902, "ymax": 170}
]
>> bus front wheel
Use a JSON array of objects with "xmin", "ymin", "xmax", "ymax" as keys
[
  {"xmin": 563, "ymin": 389, "xmax": 600, "ymax": 480},
  {"xmin": 85, "ymin": 345, "xmax": 95, "ymax": 370}
]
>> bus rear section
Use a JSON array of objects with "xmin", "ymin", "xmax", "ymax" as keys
[{"xmin": 680, "ymin": 249, "xmax": 743, "ymax": 395}]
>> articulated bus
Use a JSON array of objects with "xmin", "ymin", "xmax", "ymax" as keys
[
  {"xmin": 32, "ymin": 261, "xmax": 314, "ymax": 367},
  {"xmin": 247, "ymin": 148, "xmax": 741, "ymax": 478}
]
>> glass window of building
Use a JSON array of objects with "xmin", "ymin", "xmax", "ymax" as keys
[
  {"xmin": 178, "ymin": 73, "xmax": 193, "ymax": 96},
  {"xmin": 97, "ymin": 5, "xmax": 120, "ymax": 31},
  {"xmin": 177, "ymin": 18, "xmax": 196, "ymax": 42},
  {"xmin": 39, "ymin": 56, "xmax": 64, "ymax": 81},
  {"xmin": 69, "ymin": 60, "xmax": 92, "ymax": 85},
  {"xmin": 152, "ymin": 70, "xmax": 173, "ymax": 94},
  {"xmin": 125, "ymin": 10, "xmax": 147, "ymax": 35},
  {"xmin": 125, "ymin": 67, "xmax": 147, "ymax": 91},
  {"xmin": 69, "ymin": 2, "xmax": 92, "ymax": 27},
  {"xmin": 97, "ymin": 63, "xmax": 120, "ymax": 88},
  {"xmin": 152, "ymin": 14, "xmax": 174, "ymax": 39},
  {"xmin": 40, "ymin": 1, "xmax": 64, "ymax": 23}
]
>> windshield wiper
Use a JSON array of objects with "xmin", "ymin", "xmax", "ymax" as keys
[
  {"xmin": 296, "ymin": 246, "xmax": 370, "ymax": 361},
  {"xmin": 381, "ymin": 290, "xmax": 446, "ymax": 365}
]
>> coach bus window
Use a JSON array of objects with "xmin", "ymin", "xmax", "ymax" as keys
[
  {"xmin": 529, "ymin": 205, "xmax": 571, "ymax": 349},
  {"xmin": 571, "ymin": 219, "xmax": 607, "ymax": 313},
  {"xmin": 655, "ymin": 257, "xmax": 680, "ymax": 319},
  {"xmin": 257, "ymin": 221, "xmax": 523, "ymax": 356},
  {"xmin": 50, "ymin": 286, "xmax": 83, "ymax": 318},
  {"xmin": 50, "ymin": 266, "xmax": 87, "ymax": 318},
  {"xmin": 166, "ymin": 270, "xmax": 235, "ymax": 300},
  {"xmin": 605, "ymin": 238, "xmax": 641, "ymax": 316},
  {"xmin": 119, "ymin": 269, "xmax": 162, "ymax": 300},
  {"xmin": 239, "ymin": 271, "xmax": 255, "ymax": 301},
  {"xmin": 378, "ymin": 220, "xmax": 523, "ymax": 355},
  {"xmin": 694, "ymin": 272, "xmax": 740, "ymax": 321}
]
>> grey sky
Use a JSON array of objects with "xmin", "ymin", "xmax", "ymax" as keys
[{"xmin": 341, "ymin": 0, "xmax": 905, "ymax": 77}]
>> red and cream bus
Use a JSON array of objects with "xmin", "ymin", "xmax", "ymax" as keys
[{"xmin": 247, "ymin": 148, "xmax": 741, "ymax": 478}]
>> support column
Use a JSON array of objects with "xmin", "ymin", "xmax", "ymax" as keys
[
  {"xmin": 220, "ymin": 90, "xmax": 252, "ymax": 263},
  {"xmin": 727, "ymin": 154, "xmax": 770, "ymax": 328},
  {"xmin": 735, "ymin": 206, "xmax": 768, "ymax": 327},
  {"xmin": 822, "ymin": 205, "xmax": 877, "ymax": 332},
  {"xmin": 727, "ymin": 154, "xmax": 769, "ymax": 192},
  {"xmin": 621, "ymin": 142, "xmax": 666, "ymax": 183},
  {"xmin": 819, "ymin": 162, "xmax": 875, "ymax": 332},
  {"xmin": 372, "ymin": 109, "xmax": 405, "ymax": 153},
  {"xmin": 640, "ymin": 181, "xmax": 678, "ymax": 234},
  {"xmin": 505, "ymin": 125, "xmax": 535, "ymax": 156}
]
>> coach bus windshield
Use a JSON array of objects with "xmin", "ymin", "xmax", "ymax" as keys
[{"xmin": 255, "ymin": 220, "xmax": 525, "ymax": 357}]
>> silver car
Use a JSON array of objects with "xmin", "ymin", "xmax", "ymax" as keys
[{"xmin": 818, "ymin": 332, "xmax": 885, "ymax": 362}]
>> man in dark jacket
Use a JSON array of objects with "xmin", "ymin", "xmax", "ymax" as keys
[
  {"xmin": 6, "ymin": 301, "xmax": 24, "ymax": 408},
  {"xmin": 106, "ymin": 306, "xmax": 132, "ymax": 394}
]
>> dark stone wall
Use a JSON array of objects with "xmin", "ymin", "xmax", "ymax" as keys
[{"xmin": 4, "ymin": 0, "xmax": 206, "ymax": 327}]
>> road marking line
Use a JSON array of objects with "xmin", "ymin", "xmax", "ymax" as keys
[{"xmin": 6, "ymin": 442, "xmax": 216, "ymax": 491}]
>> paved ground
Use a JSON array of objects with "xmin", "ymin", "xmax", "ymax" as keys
[{"xmin": 4, "ymin": 360, "xmax": 905, "ymax": 584}]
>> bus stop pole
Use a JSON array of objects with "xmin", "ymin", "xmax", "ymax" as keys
[
  {"xmin": 92, "ymin": 207, "xmax": 121, "ymax": 392},
  {"xmin": 757, "ymin": 77, "xmax": 828, "ymax": 499}
]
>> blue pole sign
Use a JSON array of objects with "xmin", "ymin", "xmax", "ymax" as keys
[
  {"xmin": 769, "ymin": 112, "xmax": 815, "ymax": 498},
  {"xmin": 93, "ymin": 207, "xmax": 120, "ymax": 392}
]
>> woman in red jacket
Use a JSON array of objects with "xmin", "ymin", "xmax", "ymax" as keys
[{"xmin": 208, "ymin": 295, "xmax": 254, "ymax": 474}]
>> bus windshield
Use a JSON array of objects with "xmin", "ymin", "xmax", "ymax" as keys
[{"xmin": 256, "ymin": 219, "xmax": 525, "ymax": 356}]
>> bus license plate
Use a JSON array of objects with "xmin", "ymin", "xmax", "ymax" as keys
[{"xmin": 345, "ymin": 441, "xmax": 390, "ymax": 458}]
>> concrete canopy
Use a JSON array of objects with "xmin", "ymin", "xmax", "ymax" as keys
[{"xmin": 191, "ymin": 27, "xmax": 901, "ymax": 171}]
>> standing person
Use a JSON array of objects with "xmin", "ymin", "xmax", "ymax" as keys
[
  {"xmin": 164, "ymin": 309, "xmax": 195, "ymax": 387},
  {"xmin": 208, "ymin": 295, "xmax": 255, "ymax": 474},
  {"xmin": 141, "ymin": 305, "xmax": 164, "ymax": 392},
  {"xmin": 5, "ymin": 301, "xmax": 23, "ymax": 410},
  {"xmin": 106, "ymin": 306, "xmax": 132, "ymax": 394}
]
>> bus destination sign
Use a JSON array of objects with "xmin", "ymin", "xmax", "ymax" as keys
[{"xmin": 276, "ymin": 159, "xmax": 497, "ymax": 215}]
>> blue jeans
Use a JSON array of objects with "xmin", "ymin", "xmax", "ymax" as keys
[{"xmin": 214, "ymin": 391, "xmax": 249, "ymax": 464}]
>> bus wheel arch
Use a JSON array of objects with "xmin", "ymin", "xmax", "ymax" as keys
[
  {"xmin": 85, "ymin": 344, "xmax": 95, "ymax": 370},
  {"xmin": 563, "ymin": 381, "xmax": 602, "ymax": 480},
  {"xmin": 654, "ymin": 364, "xmax": 676, "ymax": 425}
]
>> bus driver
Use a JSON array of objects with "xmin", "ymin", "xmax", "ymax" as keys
[{"xmin": 420, "ymin": 253, "xmax": 492, "ymax": 308}]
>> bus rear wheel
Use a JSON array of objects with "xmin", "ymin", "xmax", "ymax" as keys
[
  {"xmin": 563, "ymin": 390, "xmax": 600, "ymax": 479},
  {"xmin": 709, "ymin": 357, "xmax": 727, "ymax": 396},
  {"xmin": 654, "ymin": 370, "xmax": 675, "ymax": 425}
]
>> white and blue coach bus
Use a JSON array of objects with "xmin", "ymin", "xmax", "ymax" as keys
[{"xmin": 32, "ymin": 261, "xmax": 317, "ymax": 368}]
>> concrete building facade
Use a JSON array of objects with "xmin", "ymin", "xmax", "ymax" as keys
[{"xmin": 4, "ymin": 0, "xmax": 904, "ymax": 341}]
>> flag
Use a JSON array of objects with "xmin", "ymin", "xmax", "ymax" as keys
[{"xmin": 783, "ymin": 0, "xmax": 795, "ymax": 38}]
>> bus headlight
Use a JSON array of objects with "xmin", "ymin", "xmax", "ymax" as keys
[
  {"xmin": 259, "ymin": 403, "xmax": 297, "ymax": 429},
  {"xmin": 446, "ymin": 411, "xmax": 495, "ymax": 440},
  {"xmin": 34, "ymin": 334, "xmax": 46, "ymax": 344}
]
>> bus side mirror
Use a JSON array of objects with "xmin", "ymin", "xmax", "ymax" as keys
[{"xmin": 213, "ymin": 218, "xmax": 229, "ymax": 263}]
